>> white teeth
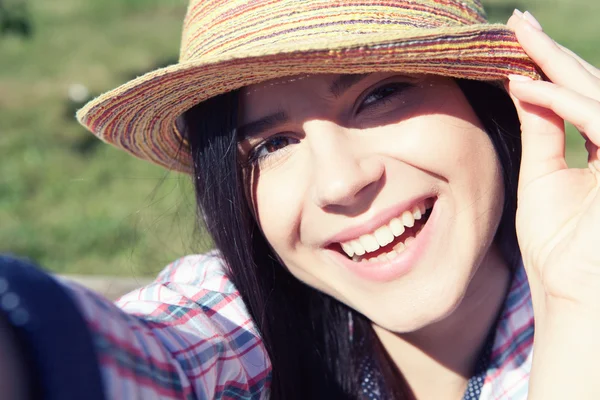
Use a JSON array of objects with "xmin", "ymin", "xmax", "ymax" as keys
[
  {"xmin": 359, "ymin": 234, "xmax": 379, "ymax": 252},
  {"xmin": 389, "ymin": 218, "xmax": 405, "ymax": 237},
  {"xmin": 393, "ymin": 241, "xmax": 406, "ymax": 253},
  {"xmin": 337, "ymin": 199, "xmax": 433, "ymax": 260},
  {"xmin": 351, "ymin": 240, "xmax": 366, "ymax": 256},
  {"xmin": 374, "ymin": 225, "xmax": 394, "ymax": 247},
  {"xmin": 412, "ymin": 206, "xmax": 422, "ymax": 220},
  {"xmin": 350, "ymin": 238, "xmax": 410, "ymax": 264},
  {"xmin": 387, "ymin": 250, "xmax": 398, "ymax": 260},
  {"xmin": 401, "ymin": 210, "xmax": 415, "ymax": 228},
  {"xmin": 341, "ymin": 243, "xmax": 355, "ymax": 258}
]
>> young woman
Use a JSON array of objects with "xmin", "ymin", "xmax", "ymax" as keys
[{"xmin": 2, "ymin": 1, "xmax": 600, "ymax": 399}]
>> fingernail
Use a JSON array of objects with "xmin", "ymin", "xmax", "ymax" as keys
[
  {"xmin": 508, "ymin": 74, "xmax": 534, "ymax": 82},
  {"xmin": 523, "ymin": 11, "xmax": 543, "ymax": 31},
  {"xmin": 513, "ymin": 9, "xmax": 524, "ymax": 18}
]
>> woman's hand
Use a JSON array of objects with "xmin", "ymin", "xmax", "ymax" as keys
[
  {"xmin": 506, "ymin": 10, "xmax": 600, "ymax": 400},
  {"xmin": 507, "ymin": 11, "xmax": 600, "ymax": 312}
]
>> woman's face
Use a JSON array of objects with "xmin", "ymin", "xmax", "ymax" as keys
[{"xmin": 238, "ymin": 73, "xmax": 504, "ymax": 332}]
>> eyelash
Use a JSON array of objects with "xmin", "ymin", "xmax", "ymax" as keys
[
  {"xmin": 245, "ymin": 81, "xmax": 412, "ymax": 166},
  {"xmin": 357, "ymin": 81, "xmax": 411, "ymax": 113},
  {"xmin": 246, "ymin": 135, "xmax": 298, "ymax": 166}
]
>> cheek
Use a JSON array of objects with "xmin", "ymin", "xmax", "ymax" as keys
[
  {"xmin": 385, "ymin": 117, "xmax": 497, "ymax": 175},
  {"xmin": 252, "ymin": 163, "xmax": 305, "ymax": 254},
  {"xmin": 378, "ymin": 114, "xmax": 504, "ymax": 269},
  {"xmin": 436, "ymin": 125, "xmax": 503, "ymax": 207},
  {"xmin": 430, "ymin": 122, "xmax": 505, "ymax": 221},
  {"xmin": 380, "ymin": 112, "xmax": 503, "ymax": 209},
  {"xmin": 253, "ymin": 166, "xmax": 338, "ymax": 294}
]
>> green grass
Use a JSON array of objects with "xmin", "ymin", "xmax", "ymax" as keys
[
  {"xmin": 1, "ymin": 0, "xmax": 210, "ymax": 276},
  {"xmin": 1, "ymin": 0, "xmax": 598, "ymax": 276}
]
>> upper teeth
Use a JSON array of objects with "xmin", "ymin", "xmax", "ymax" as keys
[{"xmin": 339, "ymin": 203, "xmax": 428, "ymax": 258}]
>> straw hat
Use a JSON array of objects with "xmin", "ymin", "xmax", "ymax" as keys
[{"xmin": 77, "ymin": 0, "xmax": 541, "ymax": 174}]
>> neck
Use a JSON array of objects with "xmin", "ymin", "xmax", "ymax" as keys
[{"xmin": 374, "ymin": 245, "xmax": 511, "ymax": 400}]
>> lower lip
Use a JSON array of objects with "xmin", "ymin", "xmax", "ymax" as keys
[{"xmin": 325, "ymin": 202, "xmax": 439, "ymax": 283}]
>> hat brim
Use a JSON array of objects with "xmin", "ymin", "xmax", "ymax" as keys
[{"xmin": 77, "ymin": 23, "xmax": 540, "ymax": 174}]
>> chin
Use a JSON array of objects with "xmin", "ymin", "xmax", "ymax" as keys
[{"xmin": 366, "ymin": 283, "xmax": 467, "ymax": 334}]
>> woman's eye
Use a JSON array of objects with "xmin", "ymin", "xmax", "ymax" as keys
[
  {"xmin": 358, "ymin": 82, "xmax": 411, "ymax": 112},
  {"xmin": 248, "ymin": 135, "xmax": 296, "ymax": 164}
]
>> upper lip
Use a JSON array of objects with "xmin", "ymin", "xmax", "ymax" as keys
[{"xmin": 323, "ymin": 195, "xmax": 434, "ymax": 246}]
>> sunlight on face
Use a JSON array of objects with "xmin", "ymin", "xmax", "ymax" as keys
[{"xmin": 238, "ymin": 73, "xmax": 504, "ymax": 333}]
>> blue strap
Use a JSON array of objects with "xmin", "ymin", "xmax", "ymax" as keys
[{"xmin": 0, "ymin": 255, "xmax": 106, "ymax": 400}]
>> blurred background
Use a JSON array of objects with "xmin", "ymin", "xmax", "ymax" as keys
[{"xmin": 1, "ymin": 0, "xmax": 599, "ymax": 280}]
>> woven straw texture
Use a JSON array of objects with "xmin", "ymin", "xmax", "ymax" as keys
[{"xmin": 77, "ymin": 0, "xmax": 541, "ymax": 174}]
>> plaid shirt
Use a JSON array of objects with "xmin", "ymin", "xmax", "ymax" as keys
[{"xmin": 62, "ymin": 251, "xmax": 533, "ymax": 399}]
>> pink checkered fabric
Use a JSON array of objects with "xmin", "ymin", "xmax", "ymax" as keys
[{"xmin": 64, "ymin": 251, "xmax": 533, "ymax": 399}]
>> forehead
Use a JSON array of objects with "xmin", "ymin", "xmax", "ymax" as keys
[
  {"xmin": 241, "ymin": 73, "xmax": 359, "ymax": 99},
  {"xmin": 238, "ymin": 72, "xmax": 426, "ymax": 119},
  {"xmin": 240, "ymin": 72, "xmax": 425, "ymax": 99},
  {"xmin": 241, "ymin": 74, "xmax": 317, "ymax": 96},
  {"xmin": 240, "ymin": 73, "xmax": 399, "ymax": 114},
  {"xmin": 239, "ymin": 73, "xmax": 358, "ymax": 121}
]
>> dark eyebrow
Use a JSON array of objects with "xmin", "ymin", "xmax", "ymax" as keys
[
  {"xmin": 237, "ymin": 111, "xmax": 289, "ymax": 139},
  {"xmin": 238, "ymin": 74, "xmax": 369, "ymax": 139},
  {"xmin": 328, "ymin": 73, "xmax": 371, "ymax": 98}
]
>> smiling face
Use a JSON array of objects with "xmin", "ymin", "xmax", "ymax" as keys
[{"xmin": 238, "ymin": 73, "xmax": 505, "ymax": 333}]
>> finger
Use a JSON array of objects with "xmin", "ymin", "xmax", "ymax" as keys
[
  {"xmin": 507, "ymin": 12, "xmax": 600, "ymax": 80},
  {"xmin": 556, "ymin": 44, "xmax": 600, "ymax": 80},
  {"xmin": 506, "ymin": 13, "xmax": 521, "ymax": 30},
  {"xmin": 511, "ymin": 14, "xmax": 600, "ymax": 100},
  {"xmin": 585, "ymin": 139, "xmax": 600, "ymax": 174},
  {"xmin": 509, "ymin": 79, "xmax": 600, "ymax": 145},
  {"xmin": 507, "ymin": 79, "xmax": 568, "ymax": 185}
]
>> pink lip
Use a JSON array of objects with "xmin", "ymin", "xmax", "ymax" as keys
[
  {"xmin": 324, "ymin": 199, "xmax": 439, "ymax": 282},
  {"xmin": 324, "ymin": 195, "xmax": 435, "ymax": 246}
]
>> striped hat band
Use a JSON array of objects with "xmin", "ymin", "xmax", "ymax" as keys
[{"xmin": 77, "ymin": 0, "xmax": 541, "ymax": 174}]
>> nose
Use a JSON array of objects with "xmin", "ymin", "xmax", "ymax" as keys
[{"xmin": 307, "ymin": 120, "xmax": 384, "ymax": 210}]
